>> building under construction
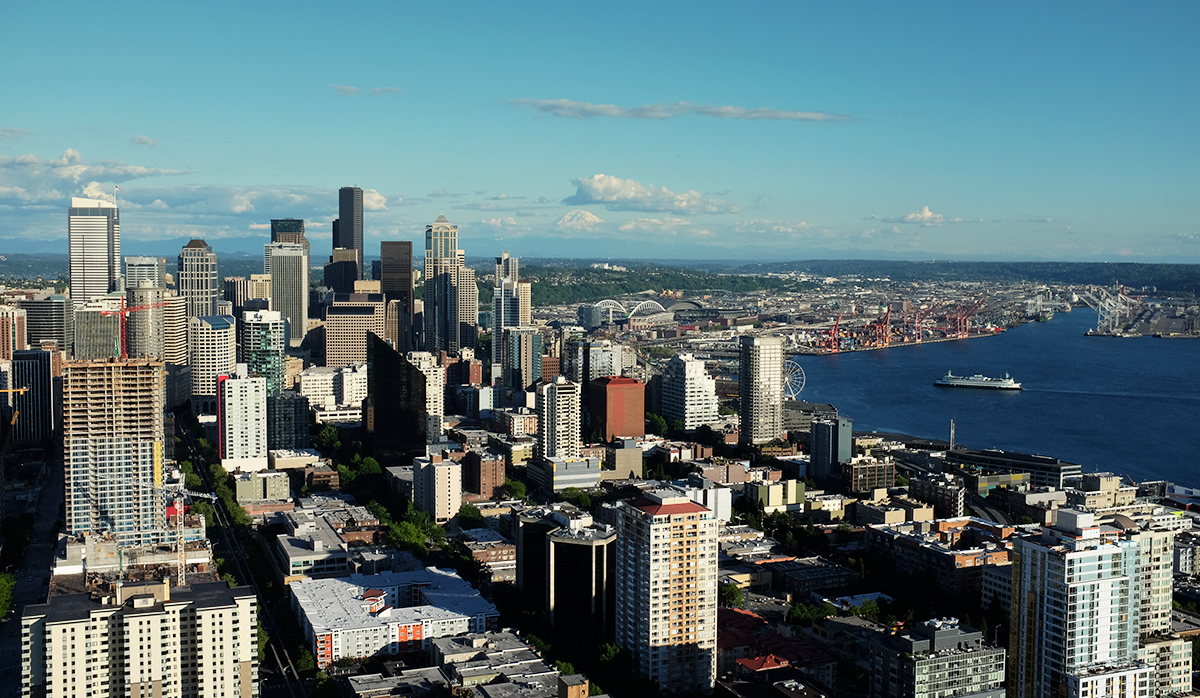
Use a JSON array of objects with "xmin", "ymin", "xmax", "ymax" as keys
[{"xmin": 63, "ymin": 358, "xmax": 166, "ymax": 546}]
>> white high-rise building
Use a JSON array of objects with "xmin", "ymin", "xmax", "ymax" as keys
[
  {"xmin": 63, "ymin": 359, "xmax": 165, "ymax": 545},
  {"xmin": 21, "ymin": 580, "xmax": 258, "ymax": 698},
  {"xmin": 536, "ymin": 376, "xmax": 580, "ymax": 460},
  {"xmin": 615, "ymin": 487, "xmax": 718, "ymax": 694},
  {"xmin": 264, "ymin": 242, "xmax": 308, "ymax": 345},
  {"xmin": 564, "ymin": 339, "xmax": 627, "ymax": 384},
  {"xmin": 126, "ymin": 283, "xmax": 166, "ymax": 360},
  {"xmin": 68, "ymin": 197, "xmax": 120, "ymax": 306},
  {"xmin": 188, "ymin": 315, "xmax": 237, "ymax": 414},
  {"xmin": 218, "ymin": 365, "xmax": 268, "ymax": 471},
  {"xmin": 661, "ymin": 353, "xmax": 720, "ymax": 430},
  {"xmin": 738, "ymin": 336, "xmax": 783, "ymax": 445},
  {"xmin": 413, "ymin": 456, "xmax": 462, "ymax": 525},
  {"xmin": 491, "ymin": 251, "xmax": 531, "ymax": 371},
  {"xmin": 406, "ymin": 351, "xmax": 445, "ymax": 440},
  {"xmin": 124, "ymin": 255, "xmax": 166, "ymax": 290},
  {"xmin": 162, "ymin": 294, "xmax": 189, "ymax": 365},
  {"xmin": 1009, "ymin": 510, "xmax": 1151, "ymax": 698},
  {"xmin": 177, "ymin": 239, "xmax": 218, "ymax": 318},
  {"xmin": 423, "ymin": 215, "xmax": 477, "ymax": 354}
]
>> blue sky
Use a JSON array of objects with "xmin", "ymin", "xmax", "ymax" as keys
[{"xmin": 2, "ymin": 1, "xmax": 1197, "ymax": 263}]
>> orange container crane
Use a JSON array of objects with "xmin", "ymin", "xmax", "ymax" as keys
[{"xmin": 99, "ymin": 296, "xmax": 171, "ymax": 359}]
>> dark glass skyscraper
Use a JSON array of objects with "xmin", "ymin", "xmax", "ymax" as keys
[
  {"xmin": 365, "ymin": 333, "xmax": 427, "ymax": 465},
  {"xmin": 337, "ymin": 187, "xmax": 364, "ymax": 280},
  {"xmin": 380, "ymin": 241, "xmax": 414, "ymax": 351}
]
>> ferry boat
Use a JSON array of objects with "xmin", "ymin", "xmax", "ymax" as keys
[{"xmin": 934, "ymin": 371, "xmax": 1022, "ymax": 390}]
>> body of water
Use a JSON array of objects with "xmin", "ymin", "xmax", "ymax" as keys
[{"xmin": 793, "ymin": 309, "xmax": 1200, "ymax": 485}]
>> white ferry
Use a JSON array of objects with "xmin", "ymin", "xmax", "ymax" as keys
[{"xmin": 934, "ymin": 371, "xmax": 1022, "ymax": 390}]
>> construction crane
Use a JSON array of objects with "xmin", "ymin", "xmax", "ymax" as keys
[
  {"xmin": 99, "ymin": 296, "xmax": 171, "ymax": 359},
  {"xmin": 108, "ymin": 475, "xmax": 217, "ymax": 586},
  {"xmin": 1076, "ymin": 285, "xmax": 1139, "ymax": 335},
  {"xmin": 826, "ymin": 313, "xmax": 843, "ymax": 353},
  {"xmin": 867, "ymin": 307, "xmax": 892, "ymax": 347},
  {"xmin": 946, "ymin": 298, "xmax": 988, "ymax": 339},
  {"xmin": 902, "ymin": 302, "xmax": 942, "ymax": 344},
  {"xmin": 0, "ymin": 387, "xmax": 29, "ymax": 469}
]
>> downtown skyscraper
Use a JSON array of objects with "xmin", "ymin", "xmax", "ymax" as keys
[
  {"xmin": 335, "ymin": 187, "xmax": 364, "ymax": 280},
  {"xmin": 68, "ymin": 197, "xmax": 120, "ymax": 305},
  {"xmin": 491, "ymin": 251, "xmax": 531, "ymax": 373},
  {"xmin": 264, "ymin": 242, "xmax": 308, "ymax": 345},
  {"xmin": 738, "ymin": 336, "xmax": 784, "ymax": 445},
  {"xmin": 380, "ymin": 240, "xmax": 414, "ymax": 350},
  {"xmin": 423, "ymin": 215, "xmax": 477, "ymax": 354},
  {"xmin": 177, "ymin": 239, "xmax": 218, "ymax": 318}
]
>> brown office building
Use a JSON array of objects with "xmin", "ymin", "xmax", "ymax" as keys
[{"xmin": 588, "ymin": 376, "xmax": 645, "ymax": 441}]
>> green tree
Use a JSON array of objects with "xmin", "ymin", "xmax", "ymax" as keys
[
  {"xmin": 504, "ymin": 477, "xmax": 526, "ymax": 500},
  {"xmin": 359, "ymin": 457, "xmax": 382, "ymax": 475},
  {"xmin": 316, "ymin": 425, "xmax": 341, "ymax": 455},
  {"xmin": 457, "ymin": 504, "xmax": 484, "ymax": 529},
  {"xmin": 257, "ymin": 620, "xmax": 268, "ymax": 660},
  {"xmin": 555, "ymin": 660, "xmax": 577, "ymax": 675},
  {"xmin": 719, "ymin": 582, "xmax": 746, "ymax": 608},
  {"xmin": 296, "ymin": 647, "xmax": 316, "ymax": 672},
  {"xmin": 646, "ymin": 412, "xmax": 668, "ymax": 435},
  {"xmin": 0, "ymin": 573, "xmax": 15, "ymax": 618}
]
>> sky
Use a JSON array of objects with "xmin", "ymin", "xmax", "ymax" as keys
[{"xmin": 1, "ymin": 1, "xmax": 1197, "ymax": 263}]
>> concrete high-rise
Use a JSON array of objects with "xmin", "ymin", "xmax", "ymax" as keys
[
  {"xmin": 267, "ymin": 391, "xmax": 310, "ymax": 450},
  {"xmin": 264, "ymin": 242, "xmax": 308, "ymax": 345},
  {"xmin": 413, "ymin": 457, "xmax": 461, "ymax": 524},
  {"xmin": 73, "ymin": 296, "xmax": 122, "ymax": 360},
  {"xmin": 536, "ymin": 376, "xmax": 581, "ymax": 460},
  {"xmin": 68, "ymin": 197, "xmax": 120, "ymax": 305},
  {"xmin": 588, "ymin": 376, "xmax": 644, "ymax": 441},
  {"xmin": 614, "ymin": 487, "xmax": 718, "ymax": 694},
  {"xmin": 21, "ymin": 580, "xmax": 258, "ymax": 698},
  {"xmin": 406, "ymin": 351, "xmax": 445, "ymax": 440},
  {"xmin": 188, "ymin": 315, "xmax": 237, "ymax": 414},
  {"xmin": 1009, "ymin": 510, "xmax": 1151, "ymax": 698},
  {"xmin": 811, "ymin": 416, "xmax": 854, "ymax": 485},
  {"xmin": 126, "ymin": 283, "xmax": 166, "ymax": 360},
  {"xmin": 337, "ymin": 187, "xmax": 364, "ymax": 280},
  {"xmin": 18, "ymin": 294, "xmax": 73, "ymax": 356},
  {"xmin": 869, "ymin": 618, "xmax": 1005, "ymax": 698},
  {"xmin": 0, "ymin": 305, "xmax": 27, "ymax": 361},
  {"xmin": 240, "ymin": 310, "xmax": 287, "ymax": 395},
  {"xmin": 271, "ymin": 217, "xmax": 309, "ymax": 257},
  {"xmin": 124, "ymin": 256, "xmax": 166, "ymax": 290},
  {"xmin": 63, "ymin": 358, "xmax": 166, "ymax": 544},
  {"xmin": 325, "ymin": 293, "xmax": 386, "ymax": 368},
  {"xmin": 177, "ymin": 239, "xmax": 218, "ymax": 318},
  {"xmin": 380, "ymin": 241, "xmax": 414, "ymax": 351},
  {"xmin": 217, "ymin": 366, "xmax": 268, "ymax": 471},
  {"xmin": 162, "ymin": 294, "xmax": 189, "ymax": 365},
  {"xmin": 660, "ymin": 353, "xmax": 720, "ymax": 430},
  {"xmin": 491, "ymin": 251, "xmax": 531, "ymax": 369},
  {"xmin": 738, "ymin": 336, "xmax": 783, "ymax": 445},
  {"xmin": 423, "ymin": 215, "xmax": 477, "ymax": 354},
  {"xmin": 499, "ymin": 326, "xmax": 542, "ymax": 393}
]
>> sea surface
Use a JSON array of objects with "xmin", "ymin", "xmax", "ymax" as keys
[{"xmin": 792, "ymin": 309, "xmax": 1200, "ymax": 485}]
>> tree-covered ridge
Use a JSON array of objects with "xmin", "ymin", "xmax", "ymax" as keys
[{"xmin": 520, "ymin": 264, "xmax": 801, "ymax": 306}]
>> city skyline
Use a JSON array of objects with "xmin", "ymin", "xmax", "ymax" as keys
[{"xmin": 1, "ymin": 2, "xmax": 1196, "ymax": 263}]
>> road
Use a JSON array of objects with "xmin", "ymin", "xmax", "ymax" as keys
[{"xmin": 0, "ymin": 456, "xmax": 64, "ymax": 692}]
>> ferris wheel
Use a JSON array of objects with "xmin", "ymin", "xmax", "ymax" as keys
[{"xmin": 783, "ymin": 359, "xmax": 806, "ymax": 400}]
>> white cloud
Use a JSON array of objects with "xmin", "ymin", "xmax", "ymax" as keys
[
  {"xmin": 429, "ymin": 189, "xmax": 463, "ymax": 198},
  {"xmin": 734, "ymin": 219, "xmax": 811, "ymax": 236},
  {"xmin": 330, "ymin": 84, "xmax": 359, "ymax": 96},
  {"xmin": 0, "ymin": 127, "xmax": 33, "ymax": 141},
  {"xmin": 618, "ymin": 217, "xmax": 693, "ymax": 234},
  {"xmin": 511, "ymin": 99, "xmax": 849, "ymax": 122},
  {"xmin": 880, "ymin": 206, "xmax": 984, "ymax": 226},
  {"xmin": 362, "ymin": 189, "xmax": 388, "ymax": 211},
  {"xmin": 369, "ymin": 87, "xmax": 401, "ymax": 95},
  {"xmin": 563, "ymin": 174, "xmax": 739, "ymax": 214},
  {"xmin": 131, "ymin": 135, "xmax": 157, "ymax": 147},
  {"xmin": 249, "ymin": 223, "xmax": 271, "ymax": 230},
  {"xmin": 80, "ymin": 182, "xmax": 117, "ymax": 202},
  {"xmin": 480, "ymin": 217, "xmax": 519, "ymax": 229},
  {"xmin": 0, "ymin": 149, "xmax": 186, "ymax": 192}
]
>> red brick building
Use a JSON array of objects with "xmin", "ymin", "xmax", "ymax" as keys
[
  {"xmin": 588, "ymin": 376, "xmax": 645, "ymax": 441},
  {"xmin": 462, "ymin": 449, "xmax": 507, "ymax": 500}
]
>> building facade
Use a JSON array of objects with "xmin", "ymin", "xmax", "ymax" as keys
[
  {"xmin": 18, "ymin": 294, "xmax": 73, "ymax": 356},
  {"xmin": 660, "ymin": 353, "xmax": 720, "ymax": 430},
  {"xmin": 124, "ymin": 255, "xmax": 166, "ymax": 290},
  {"xmin": 267, "ymin": 391, "xmax": 310, "ymax": 450},
  {"xmin": 738, "ymin": 336, "xmax": 783, "ymax": 445},
  {"xmin": 380, "ymin": 241, "xmax": 415, "ymax": 351},
  {"xmin": 68, "ymin": 197, "xmax": 121, "ymax": 306},
  {"xmin": 177, "ymin": 239, "xmax": 218, "ymax": 318},
  {"xmin": 264, "ymin": 242, "xmax": 309, "ymax": 345},
  {"xmin": 588, "ymin": 376, "xmax": 644, "ymax": 441},
  {"xmin": 12, "ymin": 349, "xmax": 55, "ymax": 442},
  {"xmin": 218, "ymin": 367, "xmax": 268, "ymax": 471},
  {"xmin": 536, "ymin": 376, "xmax": 581, "ymax": 460},
  {"xmin": 414, "ymin": 457, "xmax": 462, "ymax": 525},
  {"xmin": 325, "ymin": 294, "xmax": 386, "ymax": 367},
  {"xmin": 0, "ymin": 305, "xmax": 27, "ymax": 361},
  {"xmin": 811, "ymin": 417, "xmax": 853, "ymax": 485},
  {"xmin": 869, "ymin": 618, "xmax": 1005, "ymax": 698},
  {"xmin": 240, "ymin": 310, "xmax": 287, "ymax": 395},
  {"xmin": 336, "ymin": 187, "xmax": 364, "ymax": 281},
  {"xmin": 423, "ymin": 215, "xmax": 477, "ymax": 354},
  {"xmin": 188, "ymin": 315, "xmax": 237, "ymax": 413}
]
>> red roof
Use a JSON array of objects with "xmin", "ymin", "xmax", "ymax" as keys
[
  {"xmin": 363, "ymin": 589, "xmax": 385, "ymax": 598},
  {"xmin": 630, "ymin": 497, "xmax": 709, "ymax": 515},
  {"xmin": 737, "ymin": 654, "xmax": 790, "ymax": 672}
]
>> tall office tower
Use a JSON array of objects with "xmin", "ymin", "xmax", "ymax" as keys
[
  {"xmin": 240, "ymin": 310, "xmax": 286, "ymax": 395},
  {"xmin": 413, "ymin": 457, "xmax": 461, "ymax": 524},
  {"xmin": 380, "ymin": 241, "xmax": 414, "ymax": 350},
  {"xmin": 188, "ymin": 315, "xmax": 237, "ymax": 414},
  {"xmin": 324, "ymin": 248, "xmax": 359, "ymax": 294},
  {"xmin": 738, "ymin": 336, "xmax": 784, "ymax": 445},
  {"xmin": 177, "ymin": 239, "xmax": 218, "ymax": 318},
  {"xmin": 325, "ymin": 293, "xmax": 386, "ymax": 368},
  {"xmin": 0, "ymin": 305, "xmax": 27, "ymax": 361},
  {"xmin": 217, "ymin": 366, "xmax": 268, "ymax": 471},
  {"xmin": 21, "ymin": 580, "xmax": 258, "ymax": 698},
  {"xmin": 337, "ymin": 187, "xmax": 364, "ymax": 280},
  {"xmin": 615, "ymin": 487, "xmax": 718, "ymax": 694},
  {"xmin": 224, "ymin": 276, "xmax": 250, "ymax": 315},
  {"xmin": 267, "ymin": 391, "xmax": 310, "ymax": 450},
  {"xmin": 126, "ymin": 283, "xmax": 166, "ymax": 360},
  {"xmin": 271, "ymin": 217, "xmax": 310, "ymax": 257},
  {"xmin": 73, "ymin": 296, "xmax": 122, "ymax": 360},
  {"xmin": 660, "ymin": 353, "xmax": 720, "ymax": 430},
  {"xmin": 406, "ymin": 351, "xmax": 445, "ymax": 440},
  {"xmin": 564, "ymin": 340, "xmax": 627, "ymax": 384},
  {"xmin": 423, "ymin": 215, "xmax": 478, "ymax": 353},
  {"xmin": 264, "ymin": 242, "xmax": 308, "ymax": 345},
  {"xmin": 811, "ymin": 417, "xmax": 854, "ymax": 485},
  {"xmin": 536, "ymin": 376, "xmax": 581, "ymax": 460},
  {"xmin": 162, "ymin": 294, "xmax": 189, "ymax": 365},
  {"xmin": 12, "ymin": 350, "xmax": 55, "ymax": 443},
  {"xmin": 588, "ymin": 376, "xmax": 645, "ymax": 441},
  {"xmin": 62, "ymin": 358, "xmax": 165, "ymax": 544},
  {"xmin": 124, "ymin": 255, "xmax": 166, "ymax": 290},
  {"xmin": 1009, "ymin": 510, "xmax": 1151, "ymax": 698},
  {"xmin": 500, "ymin": 326, "xmax": 542, "ymax": 392},
  {"xmin": 68, "ymin": 197, "xmax": 120, "ymax": 305},
  {"xmin": 491, "ymin": 251, "xmax": 531, "ymax": 369},
  {"xmin": 365, "ymin": 334, "xmax": 427, "ymax": 464},
  {"xmin": 249, "ymin": 273, "xmax": 272, "ymax": 302},
  {"xmin": 18, "ymin": 294, "xmax": 73, "ymax": 357}
]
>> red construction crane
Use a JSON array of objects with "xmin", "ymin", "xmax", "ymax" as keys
[
  {"xmin": 947, "ymin": 297, "xmax": 988, "ymax": 339},
  {"xmin": 903, "ymin": 302, "xmax": 941, "ymax": 344},
  {"xmin": 826, "ymin": 313, "xmax": 843, "ymax": 353},
  {"xmin": 99, "ymin": 296, "xmax": 171, "ymax": 359},
  {"xmin": 869, "ymin": 307, "xmax": 892, "ymax": 347}
]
